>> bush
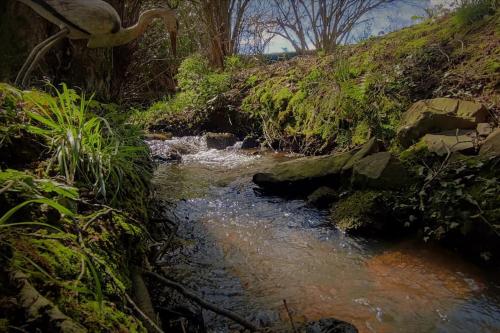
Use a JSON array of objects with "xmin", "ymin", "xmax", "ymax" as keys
[
  {"xmin": 26, "ymin": 84, "xmax": 151, "ymax": 210},
  {"xmin": 455, "ymin": 0, "xmax": 496, "ymax": 26}
]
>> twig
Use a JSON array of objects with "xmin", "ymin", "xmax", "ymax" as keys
[
  {"xmin": 283, "ymin": 299, "xmax": 298, "ymax": 333},
  {"xmin": 82, "ymin": 208, "xmax": 113, "ymax": 231},
  {"xmin": 125, "ymin": 292, "xmax": 165, "ymax": 333},
  {"xmin": 0, "ymin": 180, "xmax": 15, "ymax": 195},
  {"xmin": 143, "ymin": 270, "xmax": 259, "ymax": 332}
]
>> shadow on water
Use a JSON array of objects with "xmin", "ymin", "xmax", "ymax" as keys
[{"xmin": 149, "ymin": 137, "xmax": 500, "ymax": 333}]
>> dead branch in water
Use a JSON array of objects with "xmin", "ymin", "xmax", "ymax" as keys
[
  {"xmin": 283, "ymin": 299, "xmax": 298, "ymax": 333},
  {"xmin": 143, "ymin": 270, "xmax": 259, "ymax": 332}
]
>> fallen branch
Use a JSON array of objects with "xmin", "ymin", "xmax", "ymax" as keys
[
  {"xmin": 143, "ymin": 271, "xmax": 259, "ymax": 332},
  {"xmin": 125, "ymin": 292, "xmax": 165, "ymax": 333}
]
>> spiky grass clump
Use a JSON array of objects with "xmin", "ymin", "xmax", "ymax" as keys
[{"xmin": 26, "ymin": 84, "xmax": 151, "ymax": 211}]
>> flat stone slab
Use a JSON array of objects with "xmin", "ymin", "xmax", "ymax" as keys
[
  {"xmin": 421, "ymin": 130, "xmax": 475, "ymax": 156},
  {"xmin": 479, "ymin": 128, "xmax": 500, "ymax": 157}
]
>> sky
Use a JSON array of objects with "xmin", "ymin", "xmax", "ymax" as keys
[{"xmin": 265, "ymin": 0, "xmax": 456, "ymax": 53}]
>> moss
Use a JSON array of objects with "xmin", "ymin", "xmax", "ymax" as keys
[
  {"xmin": 75, "ymin": 301, "xmax": 146, "ymax": 333},
  {"xmin": 0, "ymin": 318, "xmax": 9, "ymax": 332},
  {"xmin": 332, "ymin": 191, "xmax": 384, "ymax": 232},
  {"xmin": 399, "ymin": 140, "xmax": 431, "ymax": 163}
]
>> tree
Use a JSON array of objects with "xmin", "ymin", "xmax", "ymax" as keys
[
  {"xmin": 193, "ymin": 0, "xmax": 252, "ymax": 68},
  {"xmin": 271, "ymin": 0, "xmax": 395, "ymax": 53}
]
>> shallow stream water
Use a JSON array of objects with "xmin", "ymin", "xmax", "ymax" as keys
[{"xmin": 149, "ymin": 137, "xmax": 500, "ymax": 333}]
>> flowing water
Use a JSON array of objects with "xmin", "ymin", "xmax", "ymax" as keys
[{"xmin": 149, "ymin": 137, "xmax": 500, "ymax": 333}]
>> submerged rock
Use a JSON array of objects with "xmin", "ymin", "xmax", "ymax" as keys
[
  {"xmin": 479, "ymin": 128, "xmax": 500, "ymax": 157},
  {"xmin": 205, "ymin": 132, "xmax": 237, "ymax": 149},
  {"xmin": 304, "ymin": 318, "xmax": 358, "ymax": 333},
  {"xmin": 253, "ymin": 151, "xmax": 353, "ymax": 192},
  {"xmin": 352, "ymin": 152, "xmax": 410, "ymax": 190},
  {"xmin": 397, "ymin": 98, "xmax": 488, "ymax": 148}
]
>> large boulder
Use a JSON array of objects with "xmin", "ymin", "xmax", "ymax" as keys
[
  {"xmin": 253, "ymin": 151, "xmax": 353, "ymax": 192},
  {"xmin": 205, "ymin": 132, "xmax": 237, "ymax": 149},
  {"xmin": 352, "ymin": 152, "xmax": 410, "ymax": 190},
  {"xmin": 420, "ymin": 130, "xmax": 475, "ymax": 156},
  {"xmin": 479, "ymin": 128, "xmax": 500, "ymax": 157},
  {"xmin": 397, "ymin": 98, "xmax": 488, "ymax": 148}
]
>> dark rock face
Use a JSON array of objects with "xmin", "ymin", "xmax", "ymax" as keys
[
  {"xmin": 304, "ymin": 318, "xmax": 358, "ymax": 333},
  {"xmin": 397, "ymin": 98, "xmax": 488, "ymax": 148},
  {"xmin": 241, "ymin": 135, "xmax": 260, "ymax": 149},
  {"xmin": 205, "ymin": 132, "xmax": 238, "ymax": 150}
]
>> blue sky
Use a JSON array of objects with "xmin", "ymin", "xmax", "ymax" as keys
[{"xmin": 265, "ymin": 0, "xmax": 455, "ymax": 53}]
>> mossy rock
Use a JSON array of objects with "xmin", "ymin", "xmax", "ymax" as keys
[
  {"xmin": 205, "ymin": 132, "xmax": 237, "ymax": 149},
  {"xmin": 307, "ymin": 186, "xmax": 339, "ymax": 208},
  {"xmin": 397, "ymin": 98, "xmax": 488, "ymax": 148},
  {"xmin": 253, "ymin": 151, "xmax": 353, "ymax": 193},
  {"xmin": 352, "ymin": 152, "xmax": 411, "ymax": 190},
  {"xmin": 331, "ymin": 191, "xmax": 394, "ymax": 234}
]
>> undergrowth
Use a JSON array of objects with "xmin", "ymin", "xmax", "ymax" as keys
[{"xmin": 0, "ymin": 83, "xmax": 151, "ymax": 332}]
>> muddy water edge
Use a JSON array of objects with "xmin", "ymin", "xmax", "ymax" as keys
[{"xmin": 146, "ymin": 137, "xmax": 500, "ymax": 333}]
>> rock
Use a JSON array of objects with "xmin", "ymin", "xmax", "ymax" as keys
[
  {"xmin": 304, "ymin": 318, "xmax": 358, "ymax": 333},
  {"xmin": 205, "ymin": 132, "xmax": 237, "ymax": 150},
  {"xmin": 397, "ymin": 98, "xmax": 488, "ymax": 148},
  {"xmin": 331, "ymin": 191, "xmax": 392, "ymax": 234},
  {"xmin": 342, "ymin": 137, "xmax": 381, "ymax": 171},
  {"xmin": 253, "ymin": 151, "xmax": 353, "ymax": 192},
  {"xmin": 352, "ymin": 152, "xmax": 410, "ymax": 190},
  {"xmin": 145, "ymin": 132, "xmax": 172, "ymax": 141},
  {"xmin": 241, "ymin": 135, "xmax": 260, "ymax": 149},
  {"xmin": 420, "ymin": 130, "xmax": 475, "ymax": 156},
  {"xmin": 477, "ymin": 123, "xmax": 493, "ymax": 137},
  {"xmin": 479, "ymin": 128, "xmax": 500, "ymax": 157},
  {"xmin": 307, "ymin": 187, "xmax": 338, "ymax": 208}
]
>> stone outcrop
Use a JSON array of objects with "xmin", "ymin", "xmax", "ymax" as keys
[{"xmin": 397, "ymin": 98, "xmax": 488, "ymax": 148}]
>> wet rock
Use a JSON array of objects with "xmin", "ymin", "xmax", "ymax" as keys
[
  {"xmin": 304, "ymin": 318, "xmax": 358, "ymax": 333},
  {"xmin": 352, "ymin": 152, "xmax": 410, "ymax": 190},
  {"xmin": 241, "ymin": 135, "xmax": 260, "ymax": 149},
  {"xmin": 479, "ymin": 128, "xmax": 500, "ymax": 157},
  {"xmin": 420, "ymin": 130, "xmax": 475, "ymax": 156},
  {"xmin": 307, "ymin": 187, "xmax": 339, "ymax": 208},
  {"xmin": 205, "ymin": 132, "xmax": 237, "ymax": 150},
  {"xmin": 477, "ymin": 123, "xmax": 493, "ymax": 137},
  {"xmin": 253, "ymin": 151, "xmax": 353, "ymax": 193},
  {"xmin": 397, "ymin": 98, "xmax": 488, "ymax": 148}
]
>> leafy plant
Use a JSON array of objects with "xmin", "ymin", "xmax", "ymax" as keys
[{"xmin": 26, "ymin": 84, "xmax": 151, "ymax": 209}]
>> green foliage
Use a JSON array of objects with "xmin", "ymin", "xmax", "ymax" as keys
[
  {"xmin": 454, "ymin": 0, "xmax": 496, "ymax": 26},
  {"xmin": 26, "ymin": 84, "xmax": 151, "ymax": 210}
]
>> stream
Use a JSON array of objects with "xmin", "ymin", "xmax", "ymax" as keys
[{"xmin": 148, "ymin": 137, "xmax": 500, "ymax": 333}]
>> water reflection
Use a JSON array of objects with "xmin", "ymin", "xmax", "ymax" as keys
[{"xmin": 152, "ymin": 138, "xmax": 500, "ymax": 333}]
